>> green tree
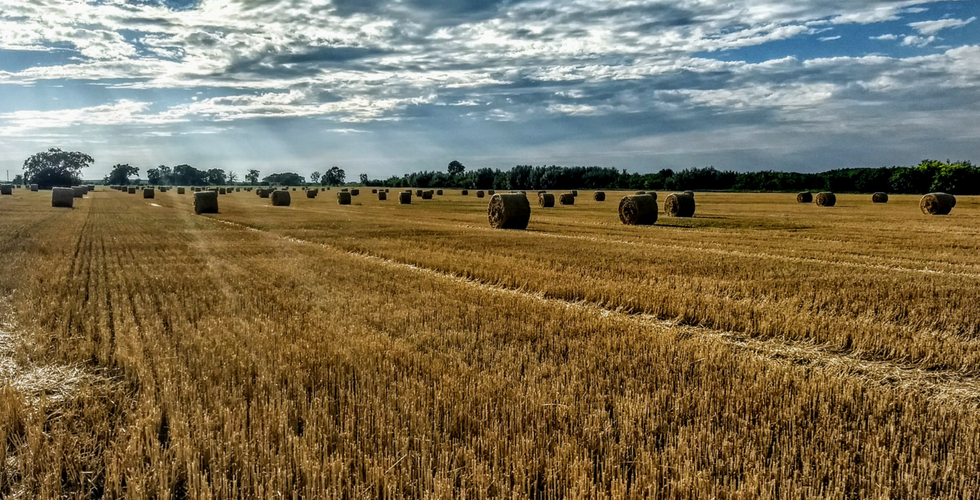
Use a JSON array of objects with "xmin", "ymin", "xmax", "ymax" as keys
[
  {"xmin": 263, "ymin": 172, "xmax": 305, "ymax": 185},
  {"xmin": 310, "ymin": 171, "xmax": 321, "ymax": 184},
  {"xmin": 359, "ymin": 173, "xmax": 368, "ymax": 184},
  {"xmin": 321, "ymin": 166, "xmax": 346, "ymax": 185},
  {"xmin": 245, "ymin": 169, "xmax": 260, "ymax": 185},
  {"xmin": 105, "ymin": 163, "xmax": 139, "ymax": 185},
  {"xmin": 173, "ymin": 164, "xmax": 208, "ymax": 185},
  {"xmin": 146, "ymin": 167, "xmax": 162, "ymax": 185},
  {"xmin": 207, "ymin": 168, "xmax": 227, "ymax": 185},
  {"xmin": 228, "ymin": 171, "xmax": 239, "ymax": 184},
  {"xmin": 23, "ymin": 148, "xmax": 94, "ymax": 189},
  {"xmin": 12, "ymin": 174, "xmax": 24, "ymax": 186},
  {"xmin": 448, "ymin": 160, "xmax": 465, "ymax": 176}
]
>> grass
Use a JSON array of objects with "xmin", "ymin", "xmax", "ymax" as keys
[{"xmin": 1, "ymin": 188, "xmax": 979, "ymax": 498}]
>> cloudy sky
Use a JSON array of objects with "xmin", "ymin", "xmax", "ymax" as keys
[{"xmin": 0, "ymin": 0, "xmax": 978, "ymax": 181}]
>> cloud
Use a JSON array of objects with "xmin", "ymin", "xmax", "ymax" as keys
[
  {"xmin": 902, "ymin": 35, "xmax": 936, "ymax": 47},
  {"xmin": 819, "ymin": 35, "xmax": 841, "ymax": 41},
  {"xmin": 870, "ymin": 34, "xmax": 898, "ymax": 40},
  {"xmin": 909, "ymin": 16, "xmax": 976, "ymax": 36}
]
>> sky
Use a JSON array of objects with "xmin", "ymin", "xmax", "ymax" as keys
[{"xmin": 0, "ymin": 0, "xmax": 978, "ymax": 182}]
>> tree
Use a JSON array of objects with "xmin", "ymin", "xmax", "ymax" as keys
[
  {"xmin": 228, "ymin": 171, "xmax": 239, "ymax": 184},
  {"xmin": 310, "ymin": 171, "xmax": 321, "ymax": 184},
  {"xmin": 146, "ymin": 167, "xmax": 162, "ymax": 185},
  {"xmin": 23, "ymin": 148, "xmax": 94, "ymax": 189},
  {"xmin": 263, "ymin": 172, "xmax": 306, "ymax": 186},
  {"xmin": 359, "ymin": 173, "xmax": 368, "ymax": 184},
  {"xmin": 207, "ymin": 168, "xmax": 227, "ymax": 185},
  {"xmin": 245, "ymin": 169, "xmax": 260, "ymax": 185},
  {"xmin": 12, "ymin": 174, "xmax": 24, "ymax": 186},
  {"xmin": 158, "ymin": 165, "xmax": 173, "ymax": 185},
  {"xmin": 321, "ymin": 166, "xmax": 346, "ymax": 185},
  {"xmin": 105, "ymin": 163, "xmax": 139, "ymax": 185},
  {"xmin": 173, "ymin": 164, "xmax": 208, "ymax": 185},
  {"xmin": 448, "ymin": 160, "xmax": 465, "ymax": 176}
]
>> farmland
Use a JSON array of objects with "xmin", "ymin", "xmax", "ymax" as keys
[{"xmin": 2, "ymin": 188, "xmax": 980, "ymax": 498}]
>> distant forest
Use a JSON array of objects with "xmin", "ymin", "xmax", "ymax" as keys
[{"xmin": 368, "ymin": 159, "xmax": 979, "ymax": 195}]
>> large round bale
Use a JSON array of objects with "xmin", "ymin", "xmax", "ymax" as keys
[
  {"xmin": 436, "ymin": 189, "xmax": 443, "ymax": 196},
  {"xmin": 872, "ymin": 192, "xmax": 889, "ymax": 203},
  {"xmin": 351, "ymin": 189, "xmax": 359, "ymax": 196},
  {"xmin": 337, "ymin": 191, "xmax": 352, "ymax": 205},
  {"xmin": 378, "ymin": 191, "xmax": 387, "ymax": 201},
  {"xmin": 664, "ymin": 192, "xmax": 696, "ymax": 217},
  {"xmin": 571, "ymin": 190, "xmax": 578, "ymax": 197},
  {"xmin": 421, "ymin": 190, "xmax": 434, "ymax": 200},
  {"xmin": 683, "ymin": 190, "xmax": 694, "ymax": 198},
  {"xmin": 51, "ymin": 187, "xmax": 74, "ymax": 208},
  {"xmin": 593, "ymin": 191, "xmax": 606, "ymax": 202},
  {"xmin": 797, "ymin": 192, "xmax": 813, "ymax": 203},
  {"xmin": 1, "ymin": 184, "xmax": 13, "ymax": 195},
  {"xmin": 128, "ymin": 187, "xmax": 136, "ymax": 194},
  {"xmin": 371, "ymin": 189, "xmax": 378, "ymax": 194},
  {"xmin": 558, "ymin": 193, "xmax": 575, "ymax": 205},
  {"xmin": 218, "ymin": 187, "xmax": 226, "ymax": 195},
  {"xmin": 30, "ymin": 184, "xmax": 39, "ymax": 192},
  {"xmin": 307, "ymin": 190, "xmax": 318, "ymax": 199},
  {"xmin": 416, "ymin": 189, "xmax": 423, "ymax": 197},
  {"xmin": 258, "ymin": 189, "xmax": 271, "ymax": 199},
  {"xmin": 815, "ymin": 192, "xmax": 836, "ymax": 207},
  {"xmin": 487, "ymin": 193, "xmax": 531, "ymax": 230},
  {"xmin": 236, "ymin": 188, "xmax": 241, "ymax": 192},
  {"xmin": 143, "ymin": 188, "xmax": 155, "ymax": 199},
  {"xmin": 461, "ymin": 190, "xmax": 468, "ymax": 195},
  {"xmin": 72, "ymin": 186, "xmax": 86, "ymax": 198},
  {"xmin": 920, "ymin": 192, "xmax": 956, "ymax": 215},
  {"xmin": 476, "ymin": 190, "xmax": 485, "ymax": 198},
  {"xmin": 619, "ymin": 194, "xmax": 659, "ymax": 225},
  {"xmin": 399, "ymin": 191, "xmax": 412, "ymax": 204},
  {"xmin": 194, "ymin": 191, "xmax": 218, "ymax": 214},
  {"xmin": 271, "ymin": 190, "xmax": 291, "ymax": 206},
  {"xmin": 177, "ymin": 187, "xmax": 186, "ymax": 194},
  {"xmin": 87, "ymin": 184, "xmax": 95, "ymax": 192},
  {"xmin": 538, "ymin": 193, "xmax": 555, "ymax": 207}
]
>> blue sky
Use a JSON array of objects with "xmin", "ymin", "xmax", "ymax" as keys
[{"xmin": 0, "ymin": 0, "xmax": 978, "ymax": 181}]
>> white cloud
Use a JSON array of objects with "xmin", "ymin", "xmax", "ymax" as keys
[
  {"xmin": 870, "ymin": 34, "xmax": 898, "ymax": 40},
  {"xmin": 909, "ymin": 16, "xmax": 976, "ymax": 36},
  {"xmin": 819, "ymin": 35, "xmax": 841, "ymax": 41},
  {"xmin": 902, "ymin": 35, "xmax": 936, "ymax": 47}
]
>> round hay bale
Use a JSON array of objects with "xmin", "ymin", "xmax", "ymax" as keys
[
  {"xmin": 421, "ymin": 190, "xmax": 434, "ymax": 200},
  {"xmin": 571, "ymin": 190, "xmax": 578, "ymax": 197},
  {"xmin": 461, "ymin": 190, "xmax": 468, "ymax": 195},
  {"xmin": 476, "ymin": 190, "xmax": 485, "ymax": 198},
  {"xmin": 236, "ymin": 187, "xmax": 240, "ymax": 192},
  {"xmin": 538, "ymin": 193, "xmax": 555, "ymax": 207},
  {"xmin": 128, "ymin": 187, "xmax": 136, "ymax": 194},
  {"xmin": 593, "ymin": 191, "xmax": 606, "ymax": 202},
  {"xmin": 920, "ymin": 192, "xmax": 956, "ymax": 215},
  {"xmin": 635, "ymin": 191, "xmax": 646, "ymax": 194},
  {"xmin": 51, "ymin": 187, "xmax": 74, "ymax": 208},
  {"xmin": 177, "ymin": 187, "xmax": 186, "ymax": 194},
  {"xmin": 351, "ymin": 189, "xmax": 359, "ymax": 196},
  {"xmin": 558, "ymin": 193, "xmax": 575, "ymax": 205},
  {"xmin": 488, "ymin": 189, "xmax": 495, "ymax": 195},
  {"xmin": 371, "ymin": 189, "xmax": 378, "ymax": 194},
  {"xmin": 815, "ymin": 192, "xmax": 836, "ymax": 207},
  {"xmin": 664, "ymin": 192, "xmax": 695, "ymax": 217},
  {"xmin": 378, "ymin": 191, "xmax": 387, "ymax": 201},
  {"xmin": 416, "ymin": 189, "xmax": 423, "ymax": 197},
  {"xmin": 72, "ymin": 186, "xmax": 86, "ymax": 198},
  {"xmin": 341, "ymin": 188, "xmax": 349, "ymax": 192},
  {"xmin": 1, "ymin": 184, "xmax": 13, "ymax": 195},
  {"xmin": 143, "ymin": 188, "xmax": 155, "ymax": 199},
  {"xmin": 619, "ymin": 194, "xmax": 659, "ymax": 225},
  {"xmin": 797, "ymin": 192, "xmax": 813, "ymax": 203},
  {"xmin": 30, "ymin": 184, "xmax": 38, "ymax": 192},
  {"xmin": 194, "ymin": 191, "xmax": 218, "ymax": 214},
  {"xmin": 337, "ymin": 191, "xmax": 352, "ymax": 205},
  {"xmin": 487, "ymin": 193, "xmax": 531, "ymax": 230},
  {"xmin": 218, "ymin": 187, "xmax": 226, "ymax": 195},
  {"xmin": 271, "ymin": 190, "xmax": 291, "ymax": 206},
  {"xmin": 399, "ymin": 191, "xmax": 412, "ymax": 204},
  {"xmin": 872, "ymin": 192, "xmax": 888, "ymax": 203},
  {"xmin": 683, "ymin": 190, "xmax": 694, "ymax": 198},
  {"xmin": 258, "ymin": 189, "xmax": 271, "ymax": 198},
  {"xmin": 307, "ymin": 190, "xmax": 318, "ymax": 199},
  {"xmin": 292, "ymin": 188, "xmax": 296, "ymax": 191},
  {"xmin": 436, "ymin": 189, "xmax": 443, "ymax": 196}
]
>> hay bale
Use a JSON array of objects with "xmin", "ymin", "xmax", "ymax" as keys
[
  {"xmin": 461, "ymin": 190, "xmax": 468, "ymax": 195},
  {"xmin": 218, "ymin": 188, "xmax": 226, "ymax": 195},
  {"xmin": 664, "ymin": 192, "xmax": 695, "ymax": 217},
  {"xmin": 436, "ymin": 190, "xmax": 443, "ymax": 195},
  {"xmin": 487, "ymin": 193, "xmax": 531, "ymax": 230},
  {"xmin": 593, "ymin": 191, "xmax": 606, "ymax": 202},
  {"xmin": 416, "ymin": 189, "xmax": 423, "ymax": 197},
  {"xmin": 128, "ymin": 187, "xmax": 136, "ymax": 194},
  {"xmin": 476, "ymin": 191, "xmax": 485, "ymax": 198},
  {"xmin": 797, "ymin": 192, "xmax": 813, "ymax": 203},
  {"xmin": 872, "ymin": 192, "xmax": 888, "ymax": 204},
  {"xmin": 30, "ymin": 184, "xmax": 38, "ymax": 192},
  {"xmin": 385, "ymin": 189, "xmax": 389, "ymax": 192},
  {"xmin": 619, "ymin": 194, "xmax": 659, "ymax": 225},
  {"xmin": 399, "ymin": 191, "xmax": 412, "ymax": 204},
  {"xmin": 683, "ymin": 190, "xmax": 694, "ymax": 198},
  {"xmin": 558, "ymin": 193, "xmax": 575, "ymax": 205},
  {"xmin": 538, "ymin": 193, "xmax": 555, "ymax": 207},
  {"xmin": 920, "ymin": 193, "xmax": 956, "ymax": 215},
  {"xmin": 488, "ymin": 189, "xmax": 495, "ymax": 195},
  {"xmin": 72, "ymin": 186, "xmax": 86, "ymax": 198},
  {"xmin": 815, "ymin": 192, "xmax": 836, "ymax": 207},
  {"xmin": 371, "ymin": 189, "xmax": 378, "ymax": 194},
  {"xmin": 87, "ymin": 184, "xmax": 95, "ymax": 192},
  {"xmin": 194, "ymin": 191, "xmax": 218, "ymax": 214},
  {"xmin": 236, "ymin": 187, "xmax": 240, "ymax": 192},
  {"xmin": 571, "ymin": 190, "xmax": 578, "ymax": 197},
  {"xmin": 177, "ymin": 187, "xmax": 186, "ymax": 194},
  {"xmin": 0, "ymin": 184, "xmax": 12, "ymax": 195},
  {"xmin": 635, "ymin": 191, "xmax": 646, "ymax": 194},
  {"xmin": 351, "ymin": 189, "xmax": 359, "ymax": 196},
  {"xmin": 378, "ymin": 191, "xmax": 387, "ymax": 201},
  {"xmin": 341, "ymin": 188, "xmax": 349, "ymax": 192},
  {"xmin": 337, "ymin": 191, "xmax": 352, "ymax": 205},
  {"xmin": 143, "ymin": 188, "xmax": 155, "ymax": 199},
  {"xmin": 258, "ymin": 189, "xmax": 271, "ymax": 198},
  {"xmin": 307, "ymin": 190, "xmax": 318, "ymax": 199},
  {"xmin": 421, "ymin": 190, "xmax": 434, "ymax": 200},
  {"xmin": 272, "ymin": 190, "xmax": 291, "ymax": 206},
  {"xmin": 51, "ymin": 187, "xmax": 74, "ymax": 207}
]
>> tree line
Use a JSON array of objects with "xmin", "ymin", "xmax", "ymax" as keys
[{"xmin": 366, "ymin": 159, "xmax": 979, "ymax": 195}]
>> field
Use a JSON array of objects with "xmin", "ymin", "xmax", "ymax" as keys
[{"xmin": 2, "ymin": 187, "xmax": 980, "ymax": 498}]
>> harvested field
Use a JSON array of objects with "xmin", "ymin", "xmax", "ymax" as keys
[{"xmin": 2, "ymin": 190, "xmax": 980, "ymax": 498}]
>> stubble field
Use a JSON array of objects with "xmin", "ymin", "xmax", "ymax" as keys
[{"xmin": 2, "ymin": 187, "xmax": 980, "ymax": 498}]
